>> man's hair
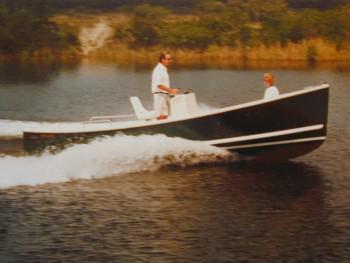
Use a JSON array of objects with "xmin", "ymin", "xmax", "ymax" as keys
[{"xmin": 159, "ymin": 51, "xmax": 170, "ymax": 62}]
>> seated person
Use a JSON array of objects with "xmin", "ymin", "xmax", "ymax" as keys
[{"xmin": 263, "ymin": 73, "xmax": 279, "ymax": 99}]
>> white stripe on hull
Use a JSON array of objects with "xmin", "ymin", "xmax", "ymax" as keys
[
  {"xmin": 205, "ymin": 124, "xmax": 324, "ymax": 145},
  {"xmin": 219, "ymin": 136, "xmax": 326, "ymax": 150}
]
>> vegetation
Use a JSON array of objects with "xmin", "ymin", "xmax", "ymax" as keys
[
  {"xmin": 43, "ymin": 0, "xmax": 349, "ymax": 11},
  {"xmin": 113, "ymin": 1, "xmax": 350, "ymax": 52},
  {"xmin": 1, "ymin": 0, "xmax": 350, "ymax": 61},
  {"xmin": 0, "ymin": 0, "xmax": 78, "ymax": 56}
]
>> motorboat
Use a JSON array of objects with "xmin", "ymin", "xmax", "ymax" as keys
[{"xmin": 23, "ymin": 84, "xmax": 329, "ymax": 161}]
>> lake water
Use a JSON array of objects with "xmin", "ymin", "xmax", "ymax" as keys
[{"xmin": 0, "ymin": 60, "xmax": 349, "ymax": 262}]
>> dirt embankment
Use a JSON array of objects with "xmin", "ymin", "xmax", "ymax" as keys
[{"xmin": 79, "ymin": 18, "xmax": 114, "ymax": 55}]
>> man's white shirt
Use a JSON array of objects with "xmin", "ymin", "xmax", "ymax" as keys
[{"xmin": 151, "ymin": 62, "xmax": 170, "ymax": 93}]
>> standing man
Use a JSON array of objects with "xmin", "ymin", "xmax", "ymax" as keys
[{"xmin": 151, "ymin": 51, "xmax": 179, "ymax": 120}]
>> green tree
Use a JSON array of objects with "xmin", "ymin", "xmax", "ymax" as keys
[
  {"xmin": 129, "ymin": 4, "xmax": 170, "ymax": 46},
  {"xmin": 160, "ymin": 21, "xmax": 213, "ymax": 48},
  {"xmin": 0, "ymin": 2, "xmax": 78, "ymax": 54},
  {"xmin": 320, "ymin": 10, "xmax": 349, "ymax": 49},
  {"xmin": 287, "ymin": 0, "xmax": 349, "ymax": 9}
]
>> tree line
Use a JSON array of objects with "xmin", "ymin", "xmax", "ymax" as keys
[
  {"xmin": 115, "ymin": 1, "xmax": 350, "ymax": 50},
  {"xmin": 43, "ymin": 0, "xmax": 350, "ymax": 11},
  {"xmin": 0, "ymin": 0, "xmax": 350, "ymax": 55},
  {"xmin": 0, "ymin": 0, "xmax": 77, "ymax": 54}
]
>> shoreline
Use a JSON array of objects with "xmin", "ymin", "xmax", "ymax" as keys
[
  {"xmin": 1, "ymin": 40, "xmax": 350, "ymax": 68},
  {"xmin": 89, "ymin": 40, "xmax": 350, "ymax": 63}
]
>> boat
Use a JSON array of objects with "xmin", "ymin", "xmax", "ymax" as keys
[{"xmin": 23, "ymin": 84, "xmax": 329, "ymax": 161}]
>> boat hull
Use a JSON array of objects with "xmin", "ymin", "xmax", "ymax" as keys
[{"xmin": 23, "ymin": 85, "xmax": 329, "ymax": 161}]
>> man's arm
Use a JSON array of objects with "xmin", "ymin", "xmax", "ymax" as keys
[{"xmin": 158, "ymin": 84, "xmax": 179, "ymax": 94}]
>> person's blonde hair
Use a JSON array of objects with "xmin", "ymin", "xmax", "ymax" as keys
[{"xmin": 263, "ymin": 73, "xmax": 275, "ymax": 85}]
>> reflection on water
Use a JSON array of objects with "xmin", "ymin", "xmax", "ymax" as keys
[
  {"xmin": 104, "ymin": 58, "xmax": 350, "ymax": 72},
  {"xmin": 0, "ymin": 161, "xmax": 346, "ymax": 262},
  {"xmin": 0, "ymin": 61, "xmax": 79, "ymax": 85},
  {"xmin": 2, "ymin": 59, "xmax": 349, "ymax": 86}
]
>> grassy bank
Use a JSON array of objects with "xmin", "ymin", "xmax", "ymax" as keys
[
  {"xmin": 2, "ymin": 39, "xmax": 350, "ymax": 66},
  {"xmin": 86, "ymin": 39, "xmax": 350, "ymax": 64},
  {"xmin": 0, "ymin": 48, "xmax": 81, "ymax": 63}
]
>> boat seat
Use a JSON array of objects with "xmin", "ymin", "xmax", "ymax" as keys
[{"xmin": 129, "ymin": 96, "xmax": 156, "ymax": 120}]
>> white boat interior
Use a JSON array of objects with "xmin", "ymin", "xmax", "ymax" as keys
[{"xmin": 23, "ymin": 93, "xmax": 202, "ymax": 134}]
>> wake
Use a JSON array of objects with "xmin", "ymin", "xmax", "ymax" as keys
[
  {"xmin": 0, "ymin": 134, "xmax": 232, "ymax": 188},
  {"xmin": 0, "ymin": 119, "xmax": 74, "ymax": 137}
]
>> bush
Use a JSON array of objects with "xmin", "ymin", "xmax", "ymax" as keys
[
  {"xmin": 0, "ymin": 3, "xmax": 78, "ymax": 53},
  {"xmin": 128, "ymin": 4, "xmax": 170, "ymax": 47},
  {"xmin": 160, "ymin": 21, "xmax": 213, "ymax": 49},
  {"xmin": 306, "ymin": 45, "xmax": 318, "ymax": 62}
]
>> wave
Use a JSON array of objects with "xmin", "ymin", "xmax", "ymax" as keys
[
  {"xmin": 0, "ymin": 119, "xmax": 57, "ymax": 137},
  {"xmin": 0, "ymin": 105, "xmax": 215, "ymax": 137},
  {"xmin": 0, "ymin": 119, "xmax": 86, "ymax": 138},
  {"xmin": 0, "ymin": 134, "xmax": 232, "ymax": 189},
  {"xmin": 198, "ymin": 103, "xmax": 218, "ymax": 112}
]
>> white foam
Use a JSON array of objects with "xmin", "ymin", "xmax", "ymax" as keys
[
  {"xmin": 0, "ymin": 119, "xmax": 77, "ymax": 137},
  {"xmin": 198, "ymin": 103, "xmax": 217, "ymax": 112},
  {"xmin": 0, "ymin": 134, "xmax": 232, "ymax": 188}
]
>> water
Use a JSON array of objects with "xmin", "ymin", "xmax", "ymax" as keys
[{"xmin": 0, "ymin": 61, "xmax": 349, "ymax": 262}]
